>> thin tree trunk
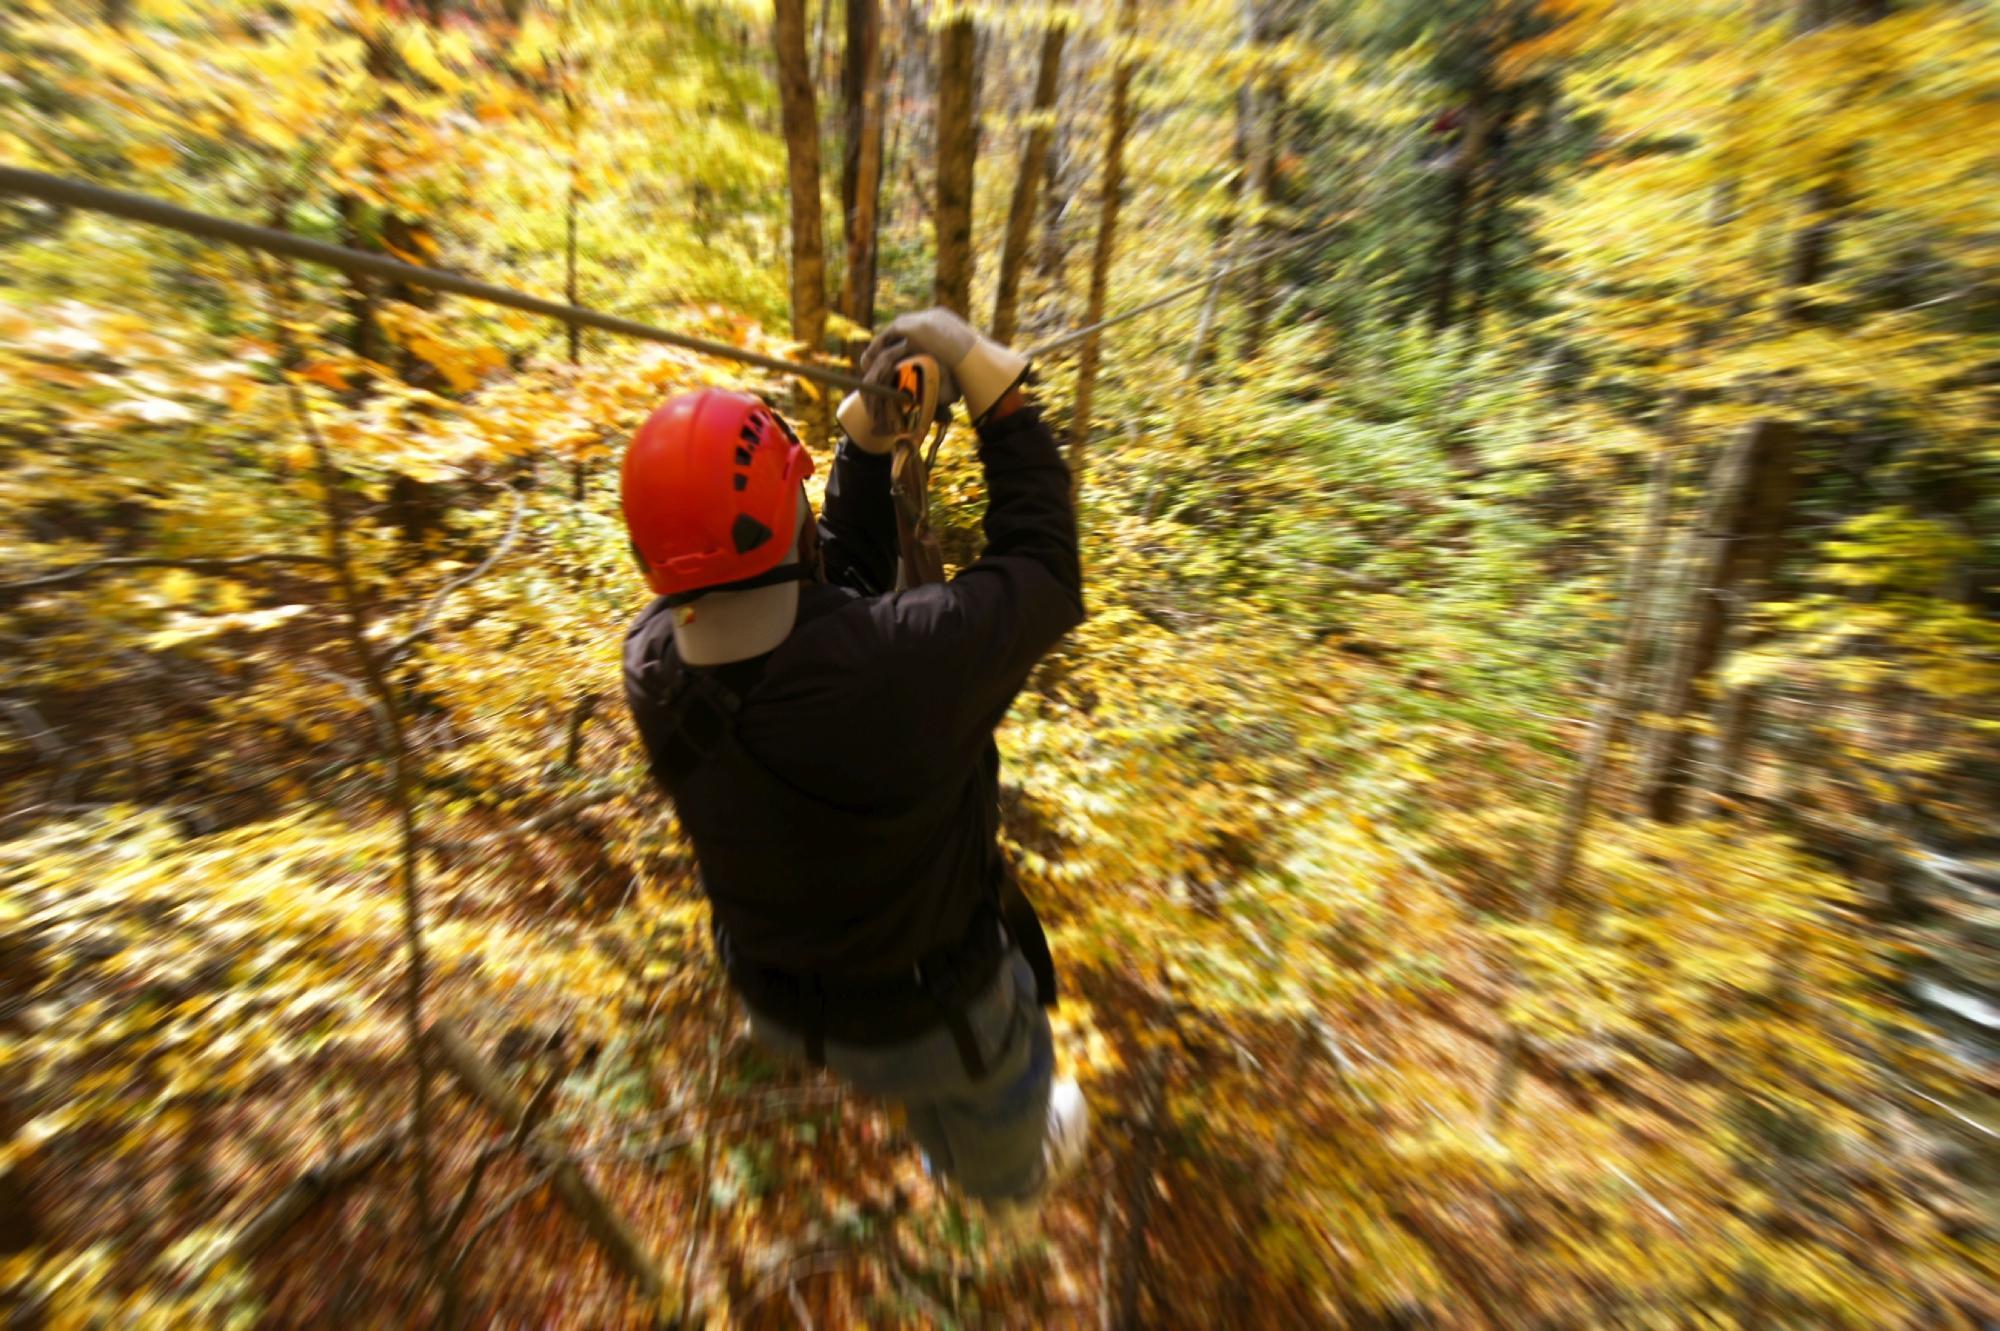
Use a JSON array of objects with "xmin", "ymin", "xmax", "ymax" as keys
[
  {"xmin": 1640, "ymin": 419, "xmax": 1801, "ymax": 823},
  {"xmin": 1038, "ymin": 118, "xmax": 1067, "ymax": 283},
  {"xmin": 1241, "ymin": 66, "xmax": 1286, "ymax": 359},
  {"xmin": 1067, "ymin": 0, "xmax": 1139, "ymax": 502},
  {"xmin": 1186, "ymin": 225, "xmax": 1242, "ymax": 378},
  {"xmin": 1539, "ymin": 440, "xmax": 1677, "ymax": 913},
  {"xmin": 264, "ymin": 273, "xmax": 444, "ymax": 1310},
  {"xmin": 1035, "ymin": 118, "xmax": 1070, "ymax": 324},
  {"xmin": 815, "ymin": 0, "xmax": 834, "ymax": 87},
  {"xmin": 774, "ymin": 0, "xmax": 827, "ymax": 353},
  {"xmin": 774, "ymin": 0, "xmax": 828, "ymax": 447},
  {"xmin": 1484, "ymin": 439, "xmax": 1675, "ymax": 1127},
  {"xmin": 563, "ymin": 56, "xmax": 587, "ymax": 501},
  {"xmin": 992, "ymin": 20, "xmax": 1067, "ymax": 343},
  {"xmin": 1462, "ymin": 106, "xmax": 1519, "ymax": 344},
  {"xmin": 1427, "ymin": 101, "xmax": 1491, "ymax": 334},
  {"xmin": 838, "ymin": 0, "xmax": 886, "ymax": 342},
  {"xmin": 933, "ymin": 13, "xmax": 980, "ymax": 316},
  {"xmin": 1641, "ymin": 2, "xmax": 1876, "ymax": 819},
  {"xmin": 1192, "ymin": 84, "xmax": 1252, "ymax": 375}
]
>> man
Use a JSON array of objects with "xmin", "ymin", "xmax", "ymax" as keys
[{"xmin": 620, "ymin": 309, "xmax": 1087, "ymax": 1209}]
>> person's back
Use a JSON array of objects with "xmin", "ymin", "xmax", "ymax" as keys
[{"xmin": 620, "ymin": 310, "xmax": 1088, "ymax": 1209}]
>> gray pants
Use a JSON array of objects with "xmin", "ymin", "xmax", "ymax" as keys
[{"xmin": 744, "ymin": 948, "xmax": 1055, "ymax": 1202}]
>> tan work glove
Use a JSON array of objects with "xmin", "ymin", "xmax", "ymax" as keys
[{"xmin": 837, "ymin": 308, "xmax": 1030, "ymax": 452}]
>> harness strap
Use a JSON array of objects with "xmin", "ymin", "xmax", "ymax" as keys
[
  {"xmin": 943, "ymin": 1003, "xmax": 988, "ymax": 1081},
  {"xmin": 660, "ymin": 560, "xmax": 808, "ymax": 608}
]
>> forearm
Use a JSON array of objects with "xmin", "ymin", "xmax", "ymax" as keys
[
  {"xmin": 818, "ymin": 440, "xmax": 898, "ymax": 594},
  {"xmin": 967, "ymin": 400, "xmax": 1082, "ymax": 614}
]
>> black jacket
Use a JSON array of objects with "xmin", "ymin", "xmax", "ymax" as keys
[{"xmin": 622, "ymin": 404, "xmax": 1083, "ymax": 978}]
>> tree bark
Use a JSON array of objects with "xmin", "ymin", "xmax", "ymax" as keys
[
  {"xmin": 1067, "ymin": 0, "xmax": 1139, "ymax": 501},
  {"xmin": 838, "ymin": 0, "xmax": 886, "ymax": 341},
  {"xmin": 933, "ymin": 13, "xmax": 980, "ymax": 316},
  {"xmin": 1462, "ymin": 105, "xmax": 1520, "ymax": 344},
  {"xmin": 1640, "ymin": 419, "xmax": 1800, "ymax": 823},
  {"xmin": 774, "ymin": 0, "xmax": 827, "ymax": 356},
  {"xmin": 991, "ymin": 20, "xmax": 1067, "ymax": 344},
  {"xmin": 1036, "ymin": 117, "xmax": 1070, "ymax": 318},
  {"xmin": 1426, "ymin": 101, "xmax": 1491, "ymax": 334}
]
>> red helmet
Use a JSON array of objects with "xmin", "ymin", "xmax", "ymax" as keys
[{"xmin": 620, "ymin": 389, "xmax": 815, "ymax": 600}]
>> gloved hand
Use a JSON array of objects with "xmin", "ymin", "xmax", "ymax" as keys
[
  {"xmin": 837, "ymin": 308, "xmax": 1030, "ymax": 452},
  {"xmin": 866, "ymin": 308, "xmax": 1028, "ymax": 424}
]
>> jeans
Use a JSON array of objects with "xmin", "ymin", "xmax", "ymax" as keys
[{"xmin": 744, "ymin": 948, "xmax": 1055, "ymax": 1202}]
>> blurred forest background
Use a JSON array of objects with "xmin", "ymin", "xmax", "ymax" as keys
[{"xmin": 3, "ymin": 0, "xmax": 1997, "ymax": 1326}]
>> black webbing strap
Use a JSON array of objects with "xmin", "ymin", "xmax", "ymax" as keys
[
  {"xmin": 942, "ymin": 1000, "xmax": 988, "ymax": 1080},
  {"xmin": 1000, "ymin": 872, "xmax": 1058, "ymax": 1008},
  {"xmin": 660, "ymin": 561, "xmax": 809, "ymax": 608}
]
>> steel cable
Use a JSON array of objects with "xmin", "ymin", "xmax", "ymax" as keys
[{"xmin": 2, "ymin": 165, "xmax": 1334, "ymax": 406}]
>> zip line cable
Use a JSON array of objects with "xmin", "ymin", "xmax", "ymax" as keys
[
  {"xmin": 0, "ymin": 166, "xmax": 1331, "ymax": 404},
  {"xmin": 0, "ymin": 167, "xmax": 894, "ymax": 400},
  {"xmin": 1023, "ymin": 226, "xmax": 1329, "ymax": 359}
]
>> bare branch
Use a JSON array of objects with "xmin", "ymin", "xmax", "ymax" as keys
[
  {"xmin": 444, "ymin": 1160, "xmax": 561, "ymax": 1287},
  {"xmin": 384, "ymin": 489, "xmax": 530, "ymax": 666},
  {"xmin": 204, "ymin": 1122, "xmax": 407, "ymax": 1277},
  {"xmin": 261, "ymin": 255, "xmax": 445, "ymax": 1297},
  {"xmin": 439, "ymin": 1050, "xmax": 568, "ymax": 1246},
  {"xmin": 425, "ymin": 1021, "xmax": 666, "ymax": 1300}
]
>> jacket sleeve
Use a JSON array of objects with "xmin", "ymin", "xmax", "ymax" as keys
[
  {"xmin": 816, "ymin": 440, "xmax": 898, "ymax": 596},
  {"xmin": 871, "ymin": 403, "xmax": 1084, "ymax": 756}
]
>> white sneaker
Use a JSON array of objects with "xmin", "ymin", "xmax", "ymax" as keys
[
  {"xmin": 974, "ymin": 1077, "xmax": 1090, "ymax": 1243},
  {"xmin": 1042, "ymin": 1077, "xmax": 1089, "ymax": 1188}
]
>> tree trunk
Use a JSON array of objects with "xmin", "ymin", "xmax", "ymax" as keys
[
  {"xmin": 933, "ymin": 14, "xmax": 980, "ymax": 316},
  {"xmin": 564, "ymin": 65, "xmax": 587, "ymax": 500},
  {"xmin": 1462, "ymin": 106, "xmax": 1520, "ymax": 343},
  {"xmin": 1640, "ymin": 419, "xmax": 1800, "ymax": 823},
  {"xmin": 1482, "ymin": 435, "xmax": 1679, "ymax": 1129},
  {"xmin": 774, "ymin": 0, "xmax": 827, "ymax": 356},
  {"xmin": 1241, "ymin": 67, "xmax": 1286, "ymax": 359},
  {"xmin": 1535, "ymin": 440, "xmax": 1677, "ymax": 914},
  {"xmin": 1186, "ymin": 226, "xmax": 1242, "ymax": 378},
  {"xmin": 1067, "ymin": 0, "xmax": 1139, "ymax": 502},
  {"xmin": 1642, "ymin": 3, "xmax": 1863, "ymax": 820},
  {"xmin": 838, "ymin": 0, "xmax": 886, "ymax": 341},
  {"xmin": 1036, "ymin": 117, "xmax": 1070, "ymax": 314},
  {"xmin": 1427, "ymin": 102, "xmax": 1491, "ymax": 334},
  {"xmin": 1192, "ymin": 84, "xmax": 1253, "ymax": 375},
  {"xmin": 268, "ymin": 306, "xmax": 445, "ymax": 1309},
  {"xmin": 991, "ymin": 21, "xmax": 1067, "ymax": 343}
]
